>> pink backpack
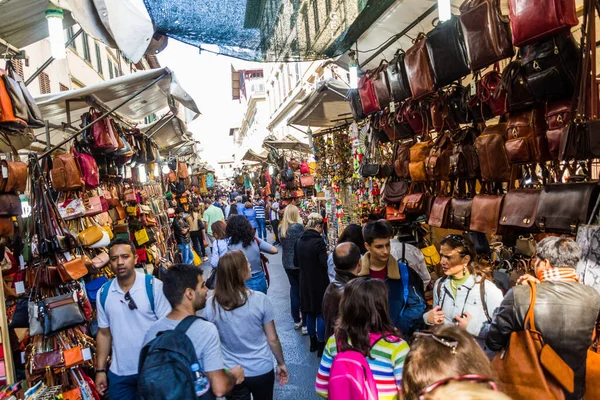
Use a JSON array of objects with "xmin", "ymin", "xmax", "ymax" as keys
[{"xmin": 328, "ymin": 334, "xmax": 382, "ymax": 400}]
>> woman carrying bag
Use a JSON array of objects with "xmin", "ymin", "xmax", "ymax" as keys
[{"xmin": 279, "ymin": 205, "xmax": 305, "ymax": 331}]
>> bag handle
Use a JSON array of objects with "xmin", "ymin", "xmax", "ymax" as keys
[{"xmin": 524, "ymin": 281, "xmax": 537, "ymax": 332}]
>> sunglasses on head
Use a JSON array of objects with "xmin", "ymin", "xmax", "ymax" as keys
[
  {"xmin": 412, "ymin": 331, "xmax": 459, "ymax": 354},
  {"xmin": 418, "ymin": 374, "xmax": 499, "ymax": 399}
]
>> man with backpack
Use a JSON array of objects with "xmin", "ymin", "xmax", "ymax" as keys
[
  {"xmin": 140, "ymin": 264, "xmax": 244, "ymax": 399},
  {"xmin": 359, "ymin": 221, "xmax": 426, "ymax": 337},
  {"xmin": 95, "ymin": 239, "xmax": 172, "ymax": 399}
]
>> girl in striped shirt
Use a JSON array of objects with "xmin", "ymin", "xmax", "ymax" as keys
[{"xmin": 316, "ymin": 277, "xmax": 410, "ymax": 400}]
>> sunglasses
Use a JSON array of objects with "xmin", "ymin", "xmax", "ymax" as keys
[
  {"xmin": 412, "ymin": 331, "xmax": 459, "ymax": 354},
  {"xmin": 124, "ymin": 291, "xmax": 137, "ymax": 310},
  {"xmin": 418, "ymin": 374, "xmax": 499, "ymax": 399}
]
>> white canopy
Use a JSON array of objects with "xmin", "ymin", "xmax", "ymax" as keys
[{"xmin": 288, "ymin": 79, "xmax": 353, "ymax": 127}]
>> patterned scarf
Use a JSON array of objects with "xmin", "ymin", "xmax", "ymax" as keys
[{"xmin": 537, "ymin": 267, "xmax": 580, "ymax": 283}]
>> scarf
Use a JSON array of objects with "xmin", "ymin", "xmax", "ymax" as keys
[{"xmin": 537, "ymin": 267, "xmax": 580, "ymax": 283}]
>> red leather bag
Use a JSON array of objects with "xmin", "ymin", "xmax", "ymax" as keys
[
  {"xmin": 399, "ymin": 101, "xmax": 426, "ymax": 135},
  {"xmin": 358, "ymin": 73, "xmax": 380, "ymax": 115},
  {"xmin": 90, "ymin": 108, "xmax": 118, "ymax": 152},
  {"xmin": 509, "ymin": 0, "xmax": 578, "ymax": 47},
  {"xmin": 479, "ymin": 66, "xmax": 507, "ymax": 116},
  {"xmin": 73, "ymin": 149, "xmax": 99, "ymax": 189}
]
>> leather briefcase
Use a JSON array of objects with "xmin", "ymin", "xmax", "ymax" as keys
[
  {"xmin": 536, "ymin": 183, "xmax": 600, "ymax": 233},
  {"xmin": 428, "ymin": 196, "xmax": 452, "ymax": 228},
  {"xmin": 386, "ymin": 204, "xmax": 406, "ymax": 222},
  {"xmin": 426, "ymin": 15, "xmax": 471, "ymax": 88},
  {"xmin": 400, "ymin": 188, "xmax": 428, "ymax": 215},
  {"xmin": 500, "ymin": 189, "xmax": 541, "ymax": 231},
  {"xmin": 509, "ymin": 0, "xmax": 578, "ymax": 46},
  {"xmin": 470, "ymin": 194, "xmax": 505, "ymax": 235},
  {"xmin": 405, "ymin": 34, "xmax": 436, "ymax": 99},
  {"xmin": 459, "ymin": 0, "xmax": 514, "ymax": 71},
  {"xmin": 387, "ymin": 50, "xmax": 412, "ymax": 102},
  {"xmin": 450, "ymin": 198, "xmax": 473, "ymax": 231}
]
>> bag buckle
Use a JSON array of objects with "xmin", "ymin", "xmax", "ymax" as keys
[{"xmin": 532, "ymin": 60, "xmax": 541, "ymax": 71}]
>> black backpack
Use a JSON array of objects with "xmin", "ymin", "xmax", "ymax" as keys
[{"xmin": 138, "ymin": 316, "xmax": 215, "ymax": 400}]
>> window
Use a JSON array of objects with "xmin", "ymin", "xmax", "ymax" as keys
[
  {"xmin": 66, "ymin": 27, "xmax": 77, "ymax": 52},
  {"xmin": 39, "ymin": 72, "xmax": 51, "ymax": 94},
  {"xmin": 59, "ymin": 83, "xmax": 69, "ymax": 92},
  {"xmin": 325, "ymin": 0, "xmax": 331, "ymax": 15},
  {"xmin": 312, "ymin": 1, "xmax": 320, "ymax": 34},
  {"xmin": 82, "ymin": 33, "xmax": 91, "ymax": 62},
  {"xmin": 108, "ymin": 59, "xmax": 114, "ymax": 79},
  {"xmin": 114, "ymin": 65, "xmax": 119, "ymax": 78},
  {"xmin": 302, "ymin": 7, "xmax": 311, "ymax": 49},
  {"xmin": 95, "ymin": 42, "xmax": 103, "ymax": 75},
  {"xmin": 10, "ymin": 60, "xmax": 24, "ymax": 78}
]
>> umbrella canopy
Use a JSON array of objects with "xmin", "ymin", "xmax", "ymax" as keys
[
  {"xmin": 241, "ymin": 149, "xmax": 268, "ymax": 163},
  {"xmin": 288, "ymin": 79, "xmax": 352, "ymax": 127}
]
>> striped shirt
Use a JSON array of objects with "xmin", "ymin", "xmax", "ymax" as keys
[
  {"xmin": 254, "ymin": 201, "xmax": 265, "ymax": 219},
  {"xmin": 316, "ymin": 334, "xmax": 409, "ymax": 400}
]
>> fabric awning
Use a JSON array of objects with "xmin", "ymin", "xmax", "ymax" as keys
[
  {"xmin": 288, "ymin": 79, "xmax": 352, "ymax": 127},
  {"xmin": 263, "ymin": 134, "xmax": 312, "ymax": 154},
  {"xmin": 241, "ymin": 149, "xmax": 268, "ymax": 163}
]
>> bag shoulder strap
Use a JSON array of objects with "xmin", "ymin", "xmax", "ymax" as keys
[
  {"xmin": 398, "ymin": 260, "xmax": 410, "ymax": 309},
  {"xmin": 145, "ymin": 274, "xmax": 156, "ymax": 315},
  {"xmin": 525, "ymin": 281, "xmax": 537, "ymax": 331},
  {"xmin": 99, "ymin": 279, "xmax": 114, "ymax": 311},
  {"xmin": 174, "ymin": 315, "xmax": 200, "ymax": 333},
  {"xmin": 479, "ymin": 278, "xmax": 491, "ymax": 323}
]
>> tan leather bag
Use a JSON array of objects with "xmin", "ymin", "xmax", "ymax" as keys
[
  {"xmin": 177, "ymin": 162, "xmax": 189, "ymax": 178},
  {"xmin": 470, "ymin": 194, "xmax": 505, "ymax": 235},
  {"xmin": 57, "ymin": 257, "xmax": 88, "ymax": 282},
  {"xmin": 50, "ymin": 154, "xmax": 83, "ymax": 192},
  {"xmin": 405, "ymin": 33, "xmax": 436, "ymax": 99},
  {"xmin": 0, "ymin": 160, "xmax": 27, "ymax": 193},
  {"xmin": 505, "ymin": 105, "xmax": 551, "ymax": 164},
  {"xmin": 428, "ymin": 196, "xmax": 452, "ymax": 228}
]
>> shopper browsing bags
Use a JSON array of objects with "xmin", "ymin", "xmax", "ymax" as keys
[{"xmin": 172, "ymin": 207, "xmax": 194, "ymax": 264}]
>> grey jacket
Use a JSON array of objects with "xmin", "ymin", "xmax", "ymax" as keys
[
  {"xmin": 486, "ymin": 281, "xmax": 600, "ymax": 400},
  {"xmin": 279, "ymin": 223, "xmax": 305, "ymax": 269}
]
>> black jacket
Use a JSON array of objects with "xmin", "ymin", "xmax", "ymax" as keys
[
  {"xmin": 294, "ymin": 229, "xmax": 329, "ymax": 314},
  {"xmin": 486, "ymin": 281, "xmax": 600, "ymax": 400},
  {"xmin": 322, "ymin": 270, "xmax": 355, "ymax": 339}
]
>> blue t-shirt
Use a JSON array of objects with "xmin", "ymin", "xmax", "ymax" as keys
[
  {"xmin": 204, "ymin": 291, "xmax": 275, "ymax": 377},
  {"xmin": 243, "ymin": 207, "xmax": 258, "ymax": 228}
]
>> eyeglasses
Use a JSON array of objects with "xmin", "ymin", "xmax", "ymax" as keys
[
  {"xmin": 445, "ymin": 234, "xmax": 469, "ymax": 248},
  {"xmin": 412, "ymin": 331, "xmax": 459, "ymax": 354},
  {"xmin": 124, "ymin": 291, "xmax": 137, "ymax": 310},
  {"xmin": 418, "ymin": 374, "xmax": 499, "ymax": 399}
]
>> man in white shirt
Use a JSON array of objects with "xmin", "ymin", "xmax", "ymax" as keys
[
  {"xmin": 390, "ymin": 237, "xmax": 431, "ymax": 289},
  {"xmin": 268, "ymin": 194, "xmax": 280, "ymax": 245},
  {"xmin": 95, "ymin": 239, "xmax": 172, "ymax": 399}
]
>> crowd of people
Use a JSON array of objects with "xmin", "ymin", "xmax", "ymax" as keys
[{"xmin": 93, "ymin": 186, "xmax": 600, "ymax": 400}]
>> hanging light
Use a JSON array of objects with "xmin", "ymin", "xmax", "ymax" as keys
[
  {"xmin": 307, "ymin": 126, "xmax": 313, "ymax": 149},
  {"xmin": 438, "ymin": 0, "xmax": 452, "ymax": 22},
  {"xmin": 348, "ymin": 51, "xmax": 359, "ymax": 89},
  {"xmin": 161, "ymin": 163, "xmax": 170, "ymax": 174},
  {"xmin": 46, "ymin": 3, "xmax": 66, "ymax": 60}
]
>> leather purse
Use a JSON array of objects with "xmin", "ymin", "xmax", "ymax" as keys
[
  {"xmin": 405, "ymin": 33, "xmax": 436, "ymax": 99},
  {"xmin": 300, "ymin": 175, "xmax": 314, "ymax": 187},
  {"xmin": 449, "ymin": 127, "xmax": 480, "ymax": 180},
  {"xmin": 387, "ymin": 50, "xmax": 412, "ymax": 102},
  {"xmin": 91, "ymin": 251, "xmax": 110, "ymax": 270},
  {"xmin": 545, "ymin": 100, "xmax": 571, "ymax": 159},
  {"xmin": 0, "ymin": 218, "xmax": 14, "ymax": 237},
  {"xmin": 515, "ymin": 235, "xmax": 536, "ymax": 257},
  {"xmin": 479, "ymin": 65, "xmax": 507, "ymax": 116},
  {"xmin": 382, "ymin": 179, "xmax": 408, "ymax": 204},
  {"xmin": 85, "ymin": 196, "xmax": 106, "ymax": 217},
  {"xmin": 509, "ymin": 0, "xmax": 578, "ymax": 46},
  {"xmin": 372, "ymin": 61, "xmax": 391, "ymax": 109},
  {"xmin": 459, "ymin": 0, "xmax": 514, "ymax": 72},
  {"xmin": 0, "ymin": 160, "xmax": 27, "ymax": 193},
  {"xmin": 505, "ymin": 106, "xmax": 551, "ymax": 164},
  {"xmin": 500, "ymin": 189, "xmax": 542, "ymax": 231},
  {"xmin": 57, "ymin": 195, "xmax": 85, "ymax": 221},
  {"xmin": 51, "ymin": 154, "xmax": 83, "ymax": 192},
  {"xmin": 428, "ymin": 196, "xmax": 452, "ymax": 228},
  {"xmin": 400, "ymin": 185, "xmax": 429, "ymax": 215},
  {"xmin": 425, "ymin": 133, "xmax": 451, "ymax": 181},
  {"xmin": 409, "ymin": 161, "xmax": 428, "ymax": 182},
  {"xmin": 475, "ymin": 123, "xmax": 512, "ymax": 182},
  {"xmin": 450, "ymin": 198, "xmax": 473, "ymax": 231},
  {"xmin": 135, "ymin": 228, "xmax": 150, "ymax": 246},
  {"xmin": 536, "ymin": 183, "xmax": 600, "ymax": 234},
  {"xmin": 78, "ymin": 225, "xmax": 104, "ymax": 247},
  {"xmin": 421, "ymin": 244, "xmax": 441, "ymax": 268},
  {"xmin": 1, "ymin": 74, "xmax": 28, "ymax": 122},
  {"xmin": 57, "ymin": 257, "xmax": 88, "ymax": 282},
  {"xmin": 470, "ymin": 194, "xmax": 505, "ymax": 235},
  {"xmin": 28, "ymin": 301, "xmax": 43, "ymax": 336},
  {"xmin": 178, "ymin": 161, "xmax": 189, "ymax": 178},
  {"xmin": 347, "ymin": 89, "xmax": 365, "ymax": 121},
  {"xmin": 32, "ymin": 348, "xmax": 64, "ymax": 375},
  {"xmin": 358, "ymin": 73, "xmax": 380, "ymax": 115},
  {"xmin": 499, "ymin": 61, "xmax": 537, "ymax": 112},
  {"xmin": 393, "ymin": 139, "xmax": 415, "ymax": 179},
  {"xmin": 0, "ymin": 193, "xmax": 21, "ymax": 216},
  {"xmin": 385, "ymin": 204, "xmax": 406, "ymax": 222},
  {"xmin": 5, "ymin": 62, "xmax": 43, "ymax": 127},
  {"xmin": 85, "ymin": 275, "xmax": 109, "ymax": 303},
  {"xmin": 0, "ymin": 74, "xmax": 27, "ymax": 131},
  {"xmin": 43, "ymin": 292, "xmax": 85, "ymax": 334},
  {"xmin": 124, "ymin": 188, "xmax": 137, "ymax": 203},
  {"xmin": 426, "ymin": 15, "xmax": 470, "ymax": 88},
  {"xmin": 63, "ymin": 346, "xmax": 84, "ymax": 368},
  {"xmin": 360, "ymin": 163, "xmax": 380, "ymax": 178},
  {"xmin": 39, "ymin": 265, "xmax": 62, "ymax": 287},
  {"xmin": 399, "ymin": 101, "xmax": 427, "ymax": 135},
  {"xmin": 90, "ymin": 109, "xmax": 118, "ymax": 152},
  {"xmin": 73, "ymin": 148, "xmax": 99, "ymax": 189}
]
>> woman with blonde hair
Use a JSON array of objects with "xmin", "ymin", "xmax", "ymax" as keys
[
  {"xmin": 294, "ymin": 213, "xmax": 329, "ymax": 355},
  {"xmin": 279, "ymin": 205, "xmax": 305, "ymax": 330},
  {"xmin": 204, "ymin": 250, "xmax": 289, "ymax": 399}
]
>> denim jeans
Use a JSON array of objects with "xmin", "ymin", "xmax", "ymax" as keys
[
  {"xmin": 305, "ymin": 312, "xmax": 325, "ymax": 341},
  {"xmin": 190, "ymin": 230, "xmax": 206, "ymax": 257},
  {"xmin": 108, "ymin": 371, "xmax": 138, "ymax": 400},
  {"xmin": 246, "ymin": 270, "xmax": 268, "ymax": 294},
  {"xmin": 256, "ymin": 218, "xmax": 267, "ymax": 240},
  {"xmin": 178, "ymin": 243, "xmax": 194, "ymax": 265},
  {"xmin": 284, "ymin": 269, "xmax": 301, "ymax": 323}
]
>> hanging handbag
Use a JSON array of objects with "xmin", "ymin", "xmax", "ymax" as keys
[
  {"xmin": 459, "ymin": 0, "xmax": 514, "ymax": 71},
  {"xmin": 449, "ymin": 127, "xmax": 480, "ymax": 180},
  {"xmin": 28, "ymin": 300, "xmax": 44, "ymax": 336},
  {"xmin": 135, "ymin": 229, "xmax": 150, "ymax": 246},
  {"xmin": 450, "ymin": 198, "xmax": 473, "ymax": 231},
  {"xmin": 409, "ymin": 139, "xmax": 434, "ymax": 182},
  {"xmin": 498, "ymin": 61, "xmax": 537, "ymax": 112},
  {"xmin": 85, "ymin": 196, "xmax": 106, "ymax": 217},
  {"xmin": 405, "ymin": 33, "xmax": 436, "ymax": 99},
  {"xmin": 399, "ymin": 184, "xmax": 429, "ymax": 215},
  {"xmin": 73, "ymin": 148, "xmax": 99, "ymax": 189},
  {"xmin": 0, "ymin": 74, "xmax": 28, "ymax": 122},
  {"xmin": 505, "ymin": 105, "xmax": 551, "ymax": 164},
  {"xmin": 515, "ymin": 235, "xmax": 537, "ymax": 257},
  {"xmin": 358, "ymin": 72, "xmax": 380, "ymax": 115},
  {"xmin": 346, "ymin": 89, "xmax": 366, "ymax": 121},
  {"xmin": 382, "ymin": 178, "xmax": 408, "ymax": 204},
  {"xmin": 57, "ymin": 257, "xmax": 88, "ymax": 282},
  {"xmin": 399, "ymin": 101, "xmax": 427, "ymax": 135},
  {"xmin": 545, "ymin": 100, "xmax": 571, "ymax": 160},
  {"xmin": 426, "ymin": 15, "xmax": 471, "ymax": 88},
  {"xmin": 508, "ymin": 0, "xmax": 578, "ymax": 46},
  {"xmin": 479, "ymin": 65, "xmax": 508, "ymax": 116},
  {"xmin": 0, "ymin": 74, "xmax": 27, "ymax": 132},
  {"xmin": 421, "ymin": 244, "xmax": 441, "ymax": 269},
  {"xmin": 77, "ymin": 221, "xmax": 105, "ymax": 247},
  {"xmin": 0, "ymin": 193, "xmax": 22, "ymax": 216},
  {"xmin": 5, "ymin": 62, "xmax": 44, "ymax": 127},
  {"xmin": 300, "ymin": 175, "xmax": 314, "ymax": 187},
  {"xmin": 372, "ymin": 60, "xmax": 391, "ymax": 109},
  {"xmin": 393, "ymin": 139, "xmax": 415, "ymax": 179},
  {"xmin": 500, "ymin": 188, "xmax": 542, "ymax": 231},
  {"xmin": 470, "ymin": 194, "xmax": 505, "ymax": 235},
  {"xmin": 51, "ymin": 153, "xmax": 83, "ymax": 192},
  {"xmin": 90, "ymin": 109, "xmax": 118, "ymax": 152},
  {"xmin": 385, "ymin": 204, "xmax": 406, "ymax": 222},
  {"xmin": 425, "ymin": 133, "xmax": 452, "ymax": 181},
  {"xmin": 475, "ymin": 123, "xmax": 512, "ymax": 182},
  {"xmin": 0, "ymin": 160, "xmax": 27, "ymax": 193},
  {"xmin": 43, "ymin": 292, "xmax": 86, "ymax": 334},
  {"xmin": 428, "ymin": 196, "xmax": 452, "ymax": 228},
  {"xmin": 0, "ymin": 218, "xmax": 14, "ymax": 237},
  {"xmin": 387, "ymin": 50, "xmax": 412, "ymax": 102},
  {"xmin": 178, "ymin": 161, "xmax": 189, "ymax": 178},
  {"xmin": 57, "ymin": 194, "xmax": 86, "ymax": 221}
]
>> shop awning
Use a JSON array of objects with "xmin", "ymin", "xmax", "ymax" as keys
[
  {"xmin": 263, "ymin": 135, "xmax": 312, "ymax": 154},
  {"xmin": 241, "ymin": 149, "xmax": 268, "ymax": 163},
  {"xmin": 288, "ymin": 79, "xmax": 353, "ymax": 127}
]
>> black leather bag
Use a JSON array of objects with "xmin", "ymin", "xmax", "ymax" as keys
[
  {"xmin": 360, "ymin": 164, "xmax": 380, "ymax": 178},
  {"xmin": 520, "ymin": 31, "xmax": 580, "ymax": 102},
  {"xmin": 347, "ymin": 89, "xmax": 366, "ymax": 121},
  {"xmin": 387, "ymin": 50, "xmax": 412, "ymax": 102},
  {"xmin": 426, "ymin": 15, "xmax": 471, "ymax": 88},
  {"xmin": 43, "ymin": 292, "xmax": 85, "ymax": 335},
  {"xmin": 499, "ymin": 61, "xmax": 537, "ymax": 112},
  {"xmin": 382, "ymin": 179, "xmax": 409, "ymax": 203}
]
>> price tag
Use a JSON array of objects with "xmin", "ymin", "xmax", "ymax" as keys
[
  {"xmin": 15, "ymin": 281, "xmax": 25, "ymax": 295},
  {"xmin": 20, "ymin": 352, "xmax": 25, "ymax": 364},
  {"xmin": 82, "ymin": 348, "xmax": 92, "ymax": 361},
  {"xmin": 389, "ymin": 102, "xmax": 396, "ymax": 113},
  {"xmin": 19, "ymin": 255, "xmax": 24, "ymax": 269},
  {"xmin": 469, "ymin": 83, "xmax": 476, "ymax": 97},
  {"xmin": 1, "ymin": 166, "xmax": 7, "ymax": 177},
  {"xmin": 33, "ymin": 305, "xmax": 38, "ymax": 318},
  {"xmin": 64, "ymin": 252, "xmax": 72, "ymax": 261}
]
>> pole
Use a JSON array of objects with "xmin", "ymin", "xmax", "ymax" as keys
[
  {"xmin": 147, "ymin": 112, "xmax": 176, "ymax": 138},
  {"xmin": 38, "ymin": 72, "xmax": 169, "ymax": 160}
]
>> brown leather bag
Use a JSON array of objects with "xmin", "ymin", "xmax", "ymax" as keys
[
  {"xmin": 491, "ymin": 282, "xmax": 573, "ymax": 399},
  {"xmin": 459, "ymin": 0, "xmax": 514, "ymax": 71},
  {"xmin": 545, "ymin": 100, "xmax": 571, "ymax": 160},
  {"xmin": 57, "ymin": 257, "xmax": 89, "ymax": 283},
  {"xmin": 428, "ymin": 196, "xmax": 452, "ymax": 228},
  {"xmin": 409, "ymin": 139, "xmax": 434, "ymax": 182},
  {"xmin": 177, "ymin": 162, "xmax": 189, "ymax": 178},
  {"xmin": 535, "ymin": 182, "xmax": 600, "ymax": 234},
  {"xmin": 425, "ymin": 133, "xmax": 452, "ymax": 181},
  {"xmin": 386, "ymin": 204, "xmax": 406, "ymax": 222},
  {"xmin": 470, "ymin": 194, "xmax": 505, "ymax": 235},
  {"xmin": 0, "ymin": 218, "xmax": 14, "ymax": 237},
  {"xmin": 393, "ymin": 139, "xmax": 415, "ymax": 179},
  {"xmin": 505, "ymin": 105, "xmax": 551, "ymax": 164},
  {"xmin": 0, "ymin": 193, "xmax": 22, "ymax": 216},
  {"xmin": 405, "ymin": 34, "xmax": 436, "ymax": 99},
  {"xmin": 382, "ymin": 179, "xmax": 408, "ymax": 204},
  {"xmin": 409, "ymin": 161, "xmax": 428, "ymax": 182},
  {"xmin": 0, "ymin": 160, "xmax": 27, "ymax": 193},
  {"xmin": 449, "ymin": 198, "xmax": 473, "ymax": 231},
  {"xmin": 372, "ymin": 60, "xmax": 391, "ymax": 109},
  {"xmin": 475, "ymin": 123, "xmax": 512, "ymax": 182},
  {"xmin": 50, "ymin": 154, "xmax": 83, "ymax": 192},
  {"xmin": 500, "ymin": 189, "xmax": 542, "ymax": 231},
  {"xmin": 449, "ymin": 127, "xmax": 480, "ymax": 180}
]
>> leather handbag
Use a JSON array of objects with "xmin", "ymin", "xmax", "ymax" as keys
[
  {"xmin": 491, "ymin": 282, "xmax": 574, "ymax": 399},
  {"xmin": 449, "ymin": 127, "xmax": 480, "ymax": 180},
  {"xmin": 545, "ymin": 100, "xmax": 571, "ymax": 159},
  {"xmin": 0, "ymin": 75, "xmax": 27, "ymax": 132},
  {"xmin": 450, "ymin": 198, "xmax": 473, "ymax": 231},
  {"xmin": 479, "ymin": 66, "xmax": 508, "ymax": 116},
  {"xmin": 0, "ymin": 218, "xmax": 14, "ymax": 237},
  {"xmin": 358, "ymin": 73, "xmax": 380, "ymax": 115},
  {"xmin": 409, "ymin": 161, "xmax": 428, "ymax": 182},
  {"xmin": 520, "ymin": 32, "xmax": 579, "ymax": 102},
  {"xmin": 500, "ymin": 189, "xmax": 542, "ymax": 231},
  {"xmin": 0, "ymin": 74, "xmax": 28, "ymax": 122},
  {"xmin": 463, "ymin": 83, "xmax": 494, "ymax": 123},
  {"xmin": 63, "ymin": 346, "xmax": 84, "ymax": 368},
  {"xmin": 399, "ymin": 101, "xmax": 427, "ymax": 135},
  {"xmin": 505, "ymin": 106, "xmax": 551, "ymax": 164},
  {"xmin": 57, "ymin": 195, "xmax": 86, "ymax": 221},
  {"xmin": 536, "ymin": 182, "xmax": 600, "ymax": 234},
  {"xmin": 43, "ymin": 292, "xmax": 86, "ymax": 334},
  {"xmin": 5, "ymin": 62, "xmax": 44, "ymax": 127},
  {"xmin": 516, "ymin": 235, "xmax": 537, "ymax": 257},
  {"xmin": 85, "ymin": 275, "xmax": 109, "ymax": 303},
  {"xmin": 85, "ymin": 196, "xmax": 105, "ymax": 217},
  {"xmin": 124, "ymin": 188, "xmax": 137, "ymax": 203},
  {"xmin": 400, "ymin": 184, "xmax": 429, "ymax": 215},
  {"xmin": 405, "ymin": 33, "xmax": 436, "ymax": 99},
  {"xmin": 135, "ymin": 228, "xmax": 150, "ymax": 246},
  {"xmin": 428, "ymin": 196, "xmax": 452, "ymax": 228},
  {"xmin": 0, "ymin": 194, "xmax": 21, "ymax": 216},
  {"xmin": 470, "ymin": 194, "xmax": 505, "ymax": 235},
  {"xmin": 393, "ymin": 139, "xmax": 415, "ymax": 179},
  {"xmin": 73, "ymin": 148, "xmax": 99, "ymax": 189},
  {"xmin": 387, "ymin": 50, "xmax": 412, "ymax": 102},
  {"xmin": 445, "ymin": 84, "xmax": 471, "ymax": 125},
  {"xmin": 372, "ymin": 61, "xmax": 391, "ymax": 109},
  {"xmin": 498, "ymin": 61, "xmax": 537, "ymax": 112},
  {"xmin": 425, "ymin": 133, "xmax": 452, "ymax": 181},
  {"xmin": 346, "ymin": 89, "xmax": 366, "ymax": 121},
  {"xmin": 300, "ymin": 175, "xmax": 314, "ymax": 187},
  {"xmin": 90, "ymin": 109, "xmax": 118, "ymax": 152},
  {"xmin": 459, "ymin": 0, "xmax": 514, "ymax": 71},
  {"xmin": 509, "ymin": 0, "xmax": 578, "ymax": 46},
  {"xmin": 32, "ymin": 348, "xmax": 64, "ymax": 375},
  {"xmin": 360, "ymin": 163, "xmax": 380, "ymax": 178},
  {"xmin": 426, "ymin": 15, "xmax": 471, "ymax": 88},
  {"xmin": 78, "ymin": 225, "xmax": 104, "ymax": 247},
  {"xmin": 178, "ymin": 161, "xmax": 189, "ymax": 178},
  {"xmin": 57, "ymin": 257, "xmax": 88, "ymax": 282},
  {"xmin": 0, "ymin": 160, "xmax": 27, "ymax": 193},
  {"xmin": 385, "ymin": 204, "xmax": 406, "ymax": 222},
  {"xmin": 51, "ymin": 154, "xmax": 83, "ymax": 192},
  {"xmin": 28, "ymin": 301, "xmax": 44, "ymax": 336},
  {"xmin": 475, "ymin": 124, "xmax": 512, "ymax": 182},
  {"xmin": 421, "ymin": 244, "xmax": 441, "ymax": 268},
  {"xmin": 382, "ymin": 179, "xmax": 409, "ymax": 204}
]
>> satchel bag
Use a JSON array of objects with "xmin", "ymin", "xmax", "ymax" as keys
[
  {"xmin": 459, "ymin": 0, "xmax": 514, "ymax": 71},
  {"xmin": 475, "ymin": 124, "xmax": 512, "ymax": 182},
  {"xmin": 0, "ymin": 160, "xmax": 27, "ymax": 193},
  {"xmin": 450, "ymin": 198, "xmax": 473, "ymax": 231},
  {"xmin": 57, "ymin": 257, "xmax": 88, "ymax": 282},
  {"xmin": 372, "ymin": 61, "xmax": 391, "ymax": 109},
  {"xmin": 393, "ymin": 139, "xmax": 415, "ymax": 179},
  {"xmin": 425, "ymin": 133, "xmax": 452, "ymax": 181},
  {"xmin": 428, "ymin": 196, "xmax": 452, "ymax": 228},
  {"xmin": 51, "ymin": 153, "xmax": 83, "ymax": 192},
  {"xmin": 385, "ymin": 204, "xmax": 406, "ymax": 222},
  {"xmin": 545, "ymin": 100, "xmax": 571, "ymax": 160},
  {"xmin": 382, "ymin": 179, "xmax": 409, "ymax": 204},
  {"xmin": 346, "ymin": 89, "xmax": 366, "ymax": 121},
  {"xmin": 0, "ymin": 193, "xmax": 22, "ymax": 217},
  {"xmin": 405, "ymin": 33, "xmax": 436, "ymax": 99},
  {"xmin": 500, "ymin": 189, "xmax": 542, "ymax": 231},
  {"xmin": 43, "ymin": 292, "xmax": 86, "ymax": 334},
  {"xmin": 516, "ymin": 235, "xmax": 537, "ymax": 257},
  {"xmin": 387, "ymin": 50, "xmax": 412, "ymax": 102},
  {"xmin": 409, "ymin": 139, "xmax": 434, "ymax": 182},
  {"xmin": 449, "ymin": 127, "xmax": 480, "ymax": 180},
  {"xmin": 400, "ymin": 185, "xmax": 428, "ymax": 215},
  {"xmin": 491, "ymin": 282, "xmax": 574, "ymax": 399},
  {"xmin": 421, "ymin": 244, "xmax": 441, "ymax": 269},
  {"xmin": 536, "ymin": 182, "xmax": 600, "ymax": 234},
  {"xmin": 358, "ymin": 73, "xmax": 380, "ymax": 115},
  {"xmin": 73, "ymin": 149, "xmax": 99, "ymax": 189},
  {"xmin": 505, "ymin": 106, "xmax": 551, "ymax": 164},
  {"xmin": 509, "ymin": 0, "xmax": 578, "ymax": 46},
  {"xmin": 426, "ymin": 15, "xmax": 471, "ymax": 88},
  {"xmin": 470, "ymin": 194, "xmax": 505, "ymax": 235}
]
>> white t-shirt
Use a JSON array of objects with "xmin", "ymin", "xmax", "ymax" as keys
[
  {"xmin": 97, "ymin": 272, "xmax": 172, "ymax": 376},
  {"xmin": 390, "ymin": 239, "xmax": 431, "ymax": 289}
]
